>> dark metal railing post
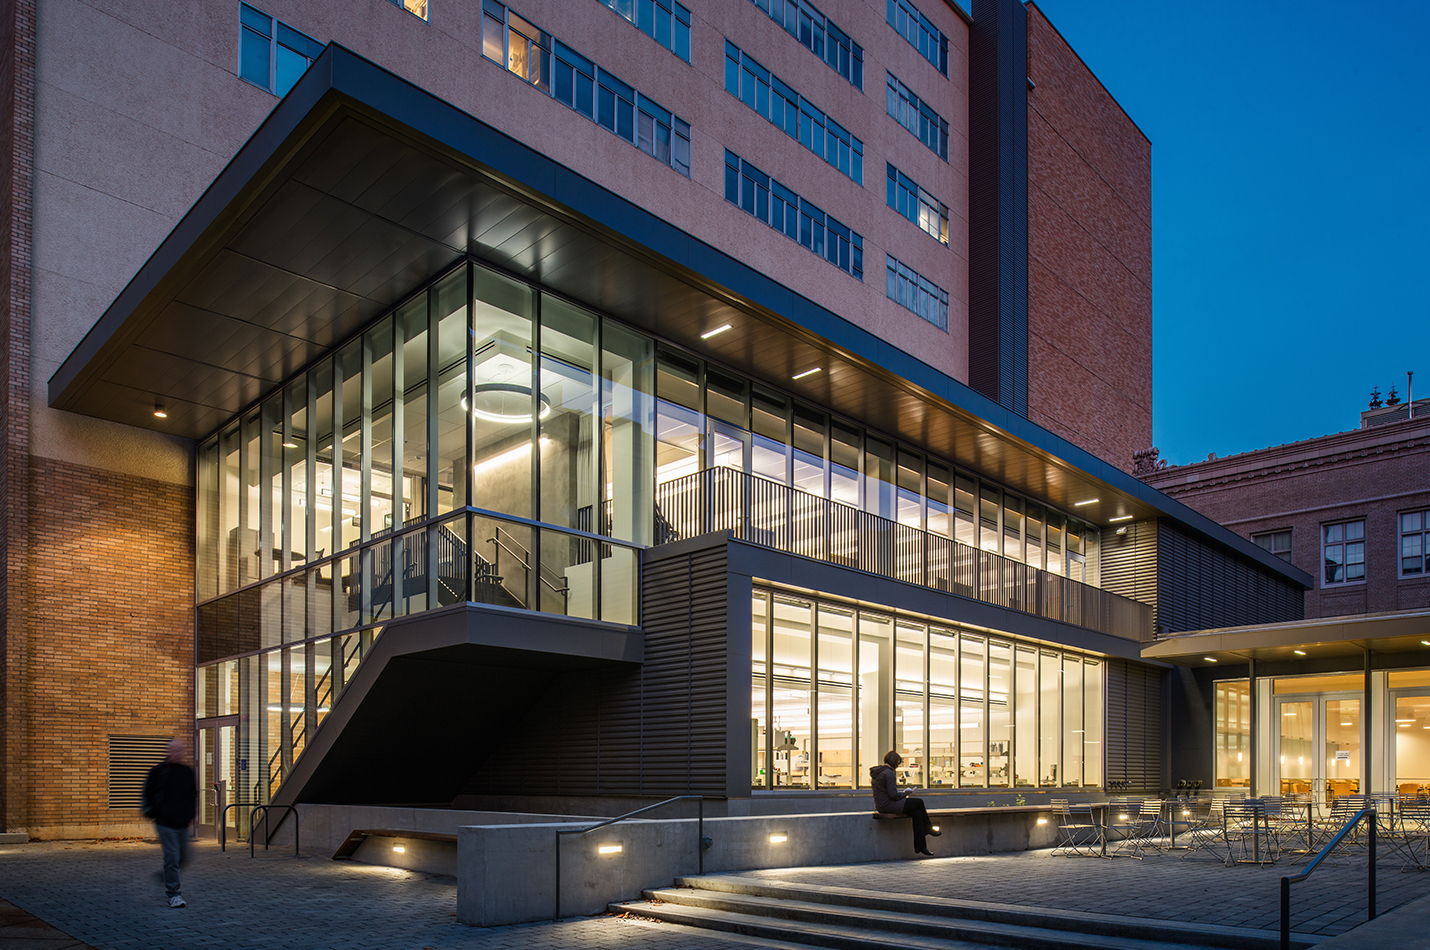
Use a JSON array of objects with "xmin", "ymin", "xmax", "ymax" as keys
[
  {"xmin": 698, "ymin": 798, "xmax": 704, "ymax": 874},
  {"xmin": 1280, "ymin": 876, "xmax": 1291, "ymax": 950},
  {"xmin": 1369, "ymin": 809, "xmax": 1377, "ymax": 920}
]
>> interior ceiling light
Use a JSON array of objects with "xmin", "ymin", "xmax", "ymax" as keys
[
  {"xmin": 153, "ymin": 403, "xmax": 168, "ymax": 419},
  {"xmin": 282, "ymin": 441, "xmax": 298, "ymax": 449},
  {"xmin": 792, "ymin": 367, "xmax": 822, "ymax": 380},
  {"xmin": 1294, "ymin": 650, "xmax": 1306, "ymax": 656},
  {"xmin": 1109, "ymin": 515, "xmax": 1134, "ymax": 523},
  {"xmin": 1073, "ymin": 498, "xmax": 1098, "ymax": 506},
  {"xmin": 700, "ymin": 323, "xmax": 732, "ymax": 339},
  {"xmin": 462, "ymin": 384, "xmax": 552, "ymax": 424},
  {"xmin": 1204, "ymin": 657, "xmax": 1217, "ymax": 663}
]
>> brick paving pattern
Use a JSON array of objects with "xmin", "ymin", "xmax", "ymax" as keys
[
  {"xmin": 2, "ymin": 837, "xmax": 1427, "ymax": 948},
  {"xmin": 739, "ymin": 846, "xmax": 1430, "ymax": 937}
]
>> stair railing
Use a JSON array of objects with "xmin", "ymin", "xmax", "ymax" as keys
[
  {"xmin": 554, "ymin": 795, "xmax": 713, "ymax": 919},
  {"xmin": 488, "ymin": 525, "xmax": 570, "ymax": 611},
  {"xmin": 1280, "ymin": 806, "xmax": 1376, "ymax": 950}
]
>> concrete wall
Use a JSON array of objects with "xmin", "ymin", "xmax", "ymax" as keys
[
  {"xmin": 264, "ymin": 802, "xmax": 597, "ymax": 857},
  {"xmin": 457, "ymin": 806, "xmax": 1058, "ymax": 926}
]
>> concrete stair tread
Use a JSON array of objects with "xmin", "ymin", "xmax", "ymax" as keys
[
  {"xmin": 613, "ymin": 899, "xmax": 1000, "ymax": 950},
  {"xmin": 637, "ymin": 888, "xmax": 1245, "ymax": 950},
  {"xmin": 672, "ymin": 874, "xmax": 1319, "ymax": 950}
]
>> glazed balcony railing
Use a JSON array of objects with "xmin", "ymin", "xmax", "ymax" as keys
[{"xmin": 655, "ymin": 467, "xmax": 1152, "ymax": 642}]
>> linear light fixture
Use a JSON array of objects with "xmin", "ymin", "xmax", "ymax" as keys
[
  {"xmin": 1109, "ymin": 515, "xmax": 1134, "ymax": 523},
  {"xmin": 1073, "ymin": 498, "xmax": 1098, "ymax": 506},
  {"xmin": 701, "ymin": 323, "xmax": 732, "ymax": 339},
  {"xmin": 768, "ymin": 833, "xmax": 788, "ymax": 844},
  {"xmin": 474, "ymin": 437, "xmax": 550, "ymax": 476},
  {"xmin": 1294, "ymin": 650, "xmax": 1306, "ymax": 656},
  {"xmin": 791, "ymin": 367, "xmax": 822, "ymax": 380},
  {"xmin": 1204, "ymin": 657, "xmax": 1218, "ymax": 663},
  {"xmin": 392, "ymin": 845, "xmax": 405, "ymax": 853},
  {"xmin": 597, "ymin": 844, "xmax": 623, "ymax": 855}
]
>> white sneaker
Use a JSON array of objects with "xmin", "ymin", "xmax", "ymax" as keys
[{"xmin": 167, "ymin": 895, "xmax": 186, "ymax": 908}]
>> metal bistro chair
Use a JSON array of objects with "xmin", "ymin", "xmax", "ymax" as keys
[
  {"xmin": 1050, "ymin": 800, "xmax": 1102, "ymax": 857},
  {"xmin": 1180, "ymin": 799, "xmax": 1229, "ymax": 863},
  {"xmin": 1224, "ymin": 799, "xmax": 1274, "ymax": 866},
  {"xmin": 1105, "ymin": 800, "xmax": 1144, "ymax": 859},
  {"xmin": 1395, "ymin": 799, "xmax": 1430, "ymax": 872},
  {"xmin": 1323, "ymin": 794, "xmax": 1370, "ymax": 855}
]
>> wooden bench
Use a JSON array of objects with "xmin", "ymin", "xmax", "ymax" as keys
[{"xmin": 332, "ymin": 828, "xmax": 457, "ymax": 860}]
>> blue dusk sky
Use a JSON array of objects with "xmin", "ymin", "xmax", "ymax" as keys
[{"xmin": 1028, "ymin": 0, "xmax": 1430, "ymax": 466}]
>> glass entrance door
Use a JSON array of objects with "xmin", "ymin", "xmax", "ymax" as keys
[
  {"xmin": 196, "ymin": 717, "xmax": 238, "ymax": 840},
  {"xmin": 1392, "ymin": 692, "xmax": 1430, "ymax": 797},
  {"xmin": 1275, "ymin": 694, "xmax": 1360, "ymax": 806}
]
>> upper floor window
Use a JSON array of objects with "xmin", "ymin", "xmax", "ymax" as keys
[
  {"xmin": 885, "ymin": 254, "xmax": 948, "ymax": 331},
  {"xmin": 1253, "ymin": 530, "xmax": 1292, "ymax": 562},
  {"xmin": 725, "ymin": 42, "xmax": 864, "ymax": 185},
  {"xmin": 1402, "ymin": 511, "xmax": 1429, "ymax": 577},
  {"xmin": 596, "ymin": 0, "xmax": 692, "ymax": 62},
  {"xmin": 724, "ymin": 150, "xmax": 864, "ymax": 280},
  {"xmin": 886, "ymin": 73, "xmax": 948, "ymax": 161},
  {"xmin": 239, "ymin": 4, "xmax": 323, "ymax": 97},
  {"xmin": 1322, "ymin": 520, "xmax": 1365, "ymax": 586},
  {"xmin": 886, "ymin": 0, "xmax": 948, "ymax": 77},
  {"xmin": 388, "ymin": 0, "xmax": 428, "ymax": 20},
  {"xmin": 748, "ymin": 0, "xmax": 864, "ymax": 90},
  {"xmin": 485, "ymin": 2, "xmax": 691, "ymax": 176},
  {"xmin": 886, "ymin": 163, "xmax": 948, "ymax": 244}
]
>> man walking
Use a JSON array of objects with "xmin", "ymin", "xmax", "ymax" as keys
[{"xmin": 142, "ymin": 737, "xmax": 197, "ymax": 908}]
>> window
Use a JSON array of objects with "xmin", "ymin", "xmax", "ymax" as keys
[
  {"xmin": 886, "ymin": 0, "xmax": 948, "ymax": 76},
  {"xmin": 725, "ymin": 150, "xmax": 863, "ymax": 280},
  {"xmin": 725, "ymin": 41, "xmax": 864, "ymax": 185},
  {"xmin": 386, "ymin": 0, "xmax": 428, "ymax": 19},
  {"xmin": 1253, "ymin": 530, "xmax": 1292, "ymax": 562},
  {"xmin": 885, "ymin": 254, "xmax": 948, "ymax": 331},
  {"xmin": 596, "ymin": 0, "xmax": 691, "ymax": 62},
  {"xmin": 1322, "ymin": 520, "xmax": 1365, "ymax": 585},
  {"xmin": 885, "ymin": 163, "xmax": 948, "ymax": 244},
  {"xmin": 748, "ymin": 0, "xmax": 864, "ymax": 90},
  {"xmin": 485, "ymin": 4, "xmax": 691, "ymax": 176},
  {"xmin": 239, "ymin": 4, "xmax": 324, "ymax": 97},
  {"xmin": 886, "ymin": 73, "xmax": 948, "ymax": 161},
  {"xmin": 1401, "ymin": 511, "xmax": 1429, "ymax": 577}
]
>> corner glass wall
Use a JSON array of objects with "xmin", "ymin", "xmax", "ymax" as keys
[{"xmin": 752, "ymin": 587, "xmax": 1104, "ymax": 790}]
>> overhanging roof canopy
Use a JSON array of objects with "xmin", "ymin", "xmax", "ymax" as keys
[
  {"xmin": 1143, "ymin": 609, "xmax": 1430, "ymax": 666},
  {"xmin": 48, "ymin": 45, "xmax": 1309, "ymax": 590}
]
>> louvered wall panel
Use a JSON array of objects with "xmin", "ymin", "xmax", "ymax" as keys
[
  {"xmin": 1157, "ymin": 521, "xmax": 1304, "ymax": 633},
  {"xmin": 1100, "ymin": 522, "xmax": 1158, "ymax": 629},
  {"xmin": 108, "ymin": 735, "xmax": 171, "ymax": 809},
  {"xmin": 1103, "ymin": 661, "xmax": 1163, "ymax": 792}
]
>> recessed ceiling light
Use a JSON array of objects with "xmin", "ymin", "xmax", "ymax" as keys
[
  {"xmin": 1204, "ymin": 657, "xmax": 1217, "ymax": 663},
  {"xmin": 1294, "ymin": 650, "xmax": 1306, "ymax": 656},
  {"xmin": 153, "ymin": 403, "xmax": 168, "ymax": 419},
  {"xmin": 700, "ymin": 323, "xmax": 732, "ymax": 339},
  {"xmin": 791, "ymin": 367, "xmax": 821, "ymax": 380},
  {"xmin": 1073, "ymin": 498, "xmax": 1098, "ymax": 506},
  {"xmin": 1109, "ymin": 515, "xmax": 1134, "ymax": 523},
  {"xmin": 282, "ymin": 441, "xmax": 298, "ymax": 449},
  {"xmin": 1422, "ymin": 641, "xmax": 1430, "ymax": 647}
]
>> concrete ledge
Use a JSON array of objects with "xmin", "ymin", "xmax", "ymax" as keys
[
  {"xmin": 457, "ymin": 806, "xmax": 1056, "ymax": 926},
  {"xmin": 0, "ymin": 833, "xmax": 28, "ymax": 845}
]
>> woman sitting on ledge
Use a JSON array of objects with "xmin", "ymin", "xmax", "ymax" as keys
[{"xmin": 870, "ymin": 751, "xmax": 940, "ymax": 856}]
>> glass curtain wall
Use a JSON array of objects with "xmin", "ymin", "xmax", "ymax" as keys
[{"xmin": 751, "ymin": 588, "xmax": 1106, "ymax": 790}]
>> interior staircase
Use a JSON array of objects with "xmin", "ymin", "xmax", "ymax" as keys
[{"xmin": 611, "ymin": 874, "xmax": 1316, "ymax": 950}]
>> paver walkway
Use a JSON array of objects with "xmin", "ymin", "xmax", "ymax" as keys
[
  {"xmin": 1, "ymin": 835, "xmax": 1425, "ymax": 948},
  {"xmin": 738, "ymin": 846, "xmax": 1430, "ymax": 937}
]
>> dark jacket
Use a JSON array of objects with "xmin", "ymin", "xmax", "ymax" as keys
[
  {"xmin": 870, "ymin": 764, "xmax": 907, "ymax": 814},
  {"xmin": 142, "ymin": 761, "xmax": 197, "ymax": 829}
]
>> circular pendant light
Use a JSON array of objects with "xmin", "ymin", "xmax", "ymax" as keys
[{"xmin": 462, "ymin": 384, "xmax": 553, "ymax": 424}]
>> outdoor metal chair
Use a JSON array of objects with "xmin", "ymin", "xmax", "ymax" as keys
[
  {"xmin": 1395, "ymin": 799, "xmax": 1430, "ymax": 872},
  {"xmin": 1223, "ymin": 799, "xmax": 1275, "ymax": 866},
  {"xmin": 1050, "ymin": 799, "xmax": 1102, "ymax": 857},
  {"xmin": 1179, "ymin": 799, "xmax": 1228, "ymax": 863}
]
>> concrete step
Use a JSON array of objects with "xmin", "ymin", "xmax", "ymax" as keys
[{"xmin": 666, "ymin": 876, "xmax": 1317, "ymax": 950}]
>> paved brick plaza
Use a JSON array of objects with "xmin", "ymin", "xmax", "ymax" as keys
[{"xmin": 1, "ymin": 838, "xmax": 1427, "ymax": 949}]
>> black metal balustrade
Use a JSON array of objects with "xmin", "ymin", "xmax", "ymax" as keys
[{"xmin": 656, "ymin": 467, "xmax": 1152, "ymax": 642}]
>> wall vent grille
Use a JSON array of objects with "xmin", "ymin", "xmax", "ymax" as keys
[{"xmin": 107, "ymin": 735, "xmax": 170, "ymax": 809}]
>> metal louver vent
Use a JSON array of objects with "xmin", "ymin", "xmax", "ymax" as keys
[{"xmin": 108, "ymin": 735, "xmax": 171, "ymax": 809}]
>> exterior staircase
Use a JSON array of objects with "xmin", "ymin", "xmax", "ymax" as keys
[{"xmin": 611, "ymin": 874, "xmax": 1316, "ymax": 950}]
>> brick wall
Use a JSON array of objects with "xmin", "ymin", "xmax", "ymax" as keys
[
  {"xmin": 1024, "ymin": 4, "xmax": 1152, "ymax": 471},
  {"xmin": 0, "ymin": 0, "xmax": 35, "ymax": 835},
  {"xmin": 1145, "ymin": 418, "xmax": 1430, "ymax": 619},
  {"xmin": 21, "ymin": 457, "xmax": 194, "ymax": 838}
]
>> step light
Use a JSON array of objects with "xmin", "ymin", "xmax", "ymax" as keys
[
  {"xmin": 597, "ymin": 844, "xmax": 623, "ymax": 855},
  {"xmin": 768, "ymin": 833, "xmax": 788, "ymax": 844},
  {"xmin": 392, "ymin": 845, "xmax": 405, "ymax": 853}
]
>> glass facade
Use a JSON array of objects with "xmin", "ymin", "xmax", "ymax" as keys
[
  {"xmin": 194, "ymin": 257, "xmax": 1111, "ymax": 801},
  {"xmin": 751, "ymin": 588, "xmax": 1104, "ymax": 790}
]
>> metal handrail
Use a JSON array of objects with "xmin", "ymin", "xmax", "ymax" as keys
[
  {"xmin": 219, "ymin": 801, "xmax": 257, "ymax": 852},
  {"xmin": 249, "ymin": 804, "xmax": 301, "ymax": 858},
  {"xmin": 654, "ymin": 467, "xmax": 1152, "ymax": 642},
  {"xmin": 1280, "ymin": 807, "xmax": 1376, "ymax": 950},
  {"xmin": 489, "ymin": 525, "xmax": 570, "ymax": 608},
  {"xmin": 553, "ymin": 795, "xmax": 713, "ymax": 919}
]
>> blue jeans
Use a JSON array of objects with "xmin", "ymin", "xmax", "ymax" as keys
[{"xmin": 157, "ymin": 824, "xmax": 188, "ymax": 898}]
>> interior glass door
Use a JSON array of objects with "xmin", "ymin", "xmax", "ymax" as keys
[
  {"xmin": 1392, "ymin": 692, "xmax": 1430, "ymax": 797},
  {"xmin": 196, "ymin": 717, "xmax": 239, "ymax": 839},
  {"xmin": 1275, "ymin": 694, "xmax": 1360, "ymax": 806}
]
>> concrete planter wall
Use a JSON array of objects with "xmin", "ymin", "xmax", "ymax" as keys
[{"xmin": 458, "ymin": 806, "xmax": 1057, "ymax": 926}]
